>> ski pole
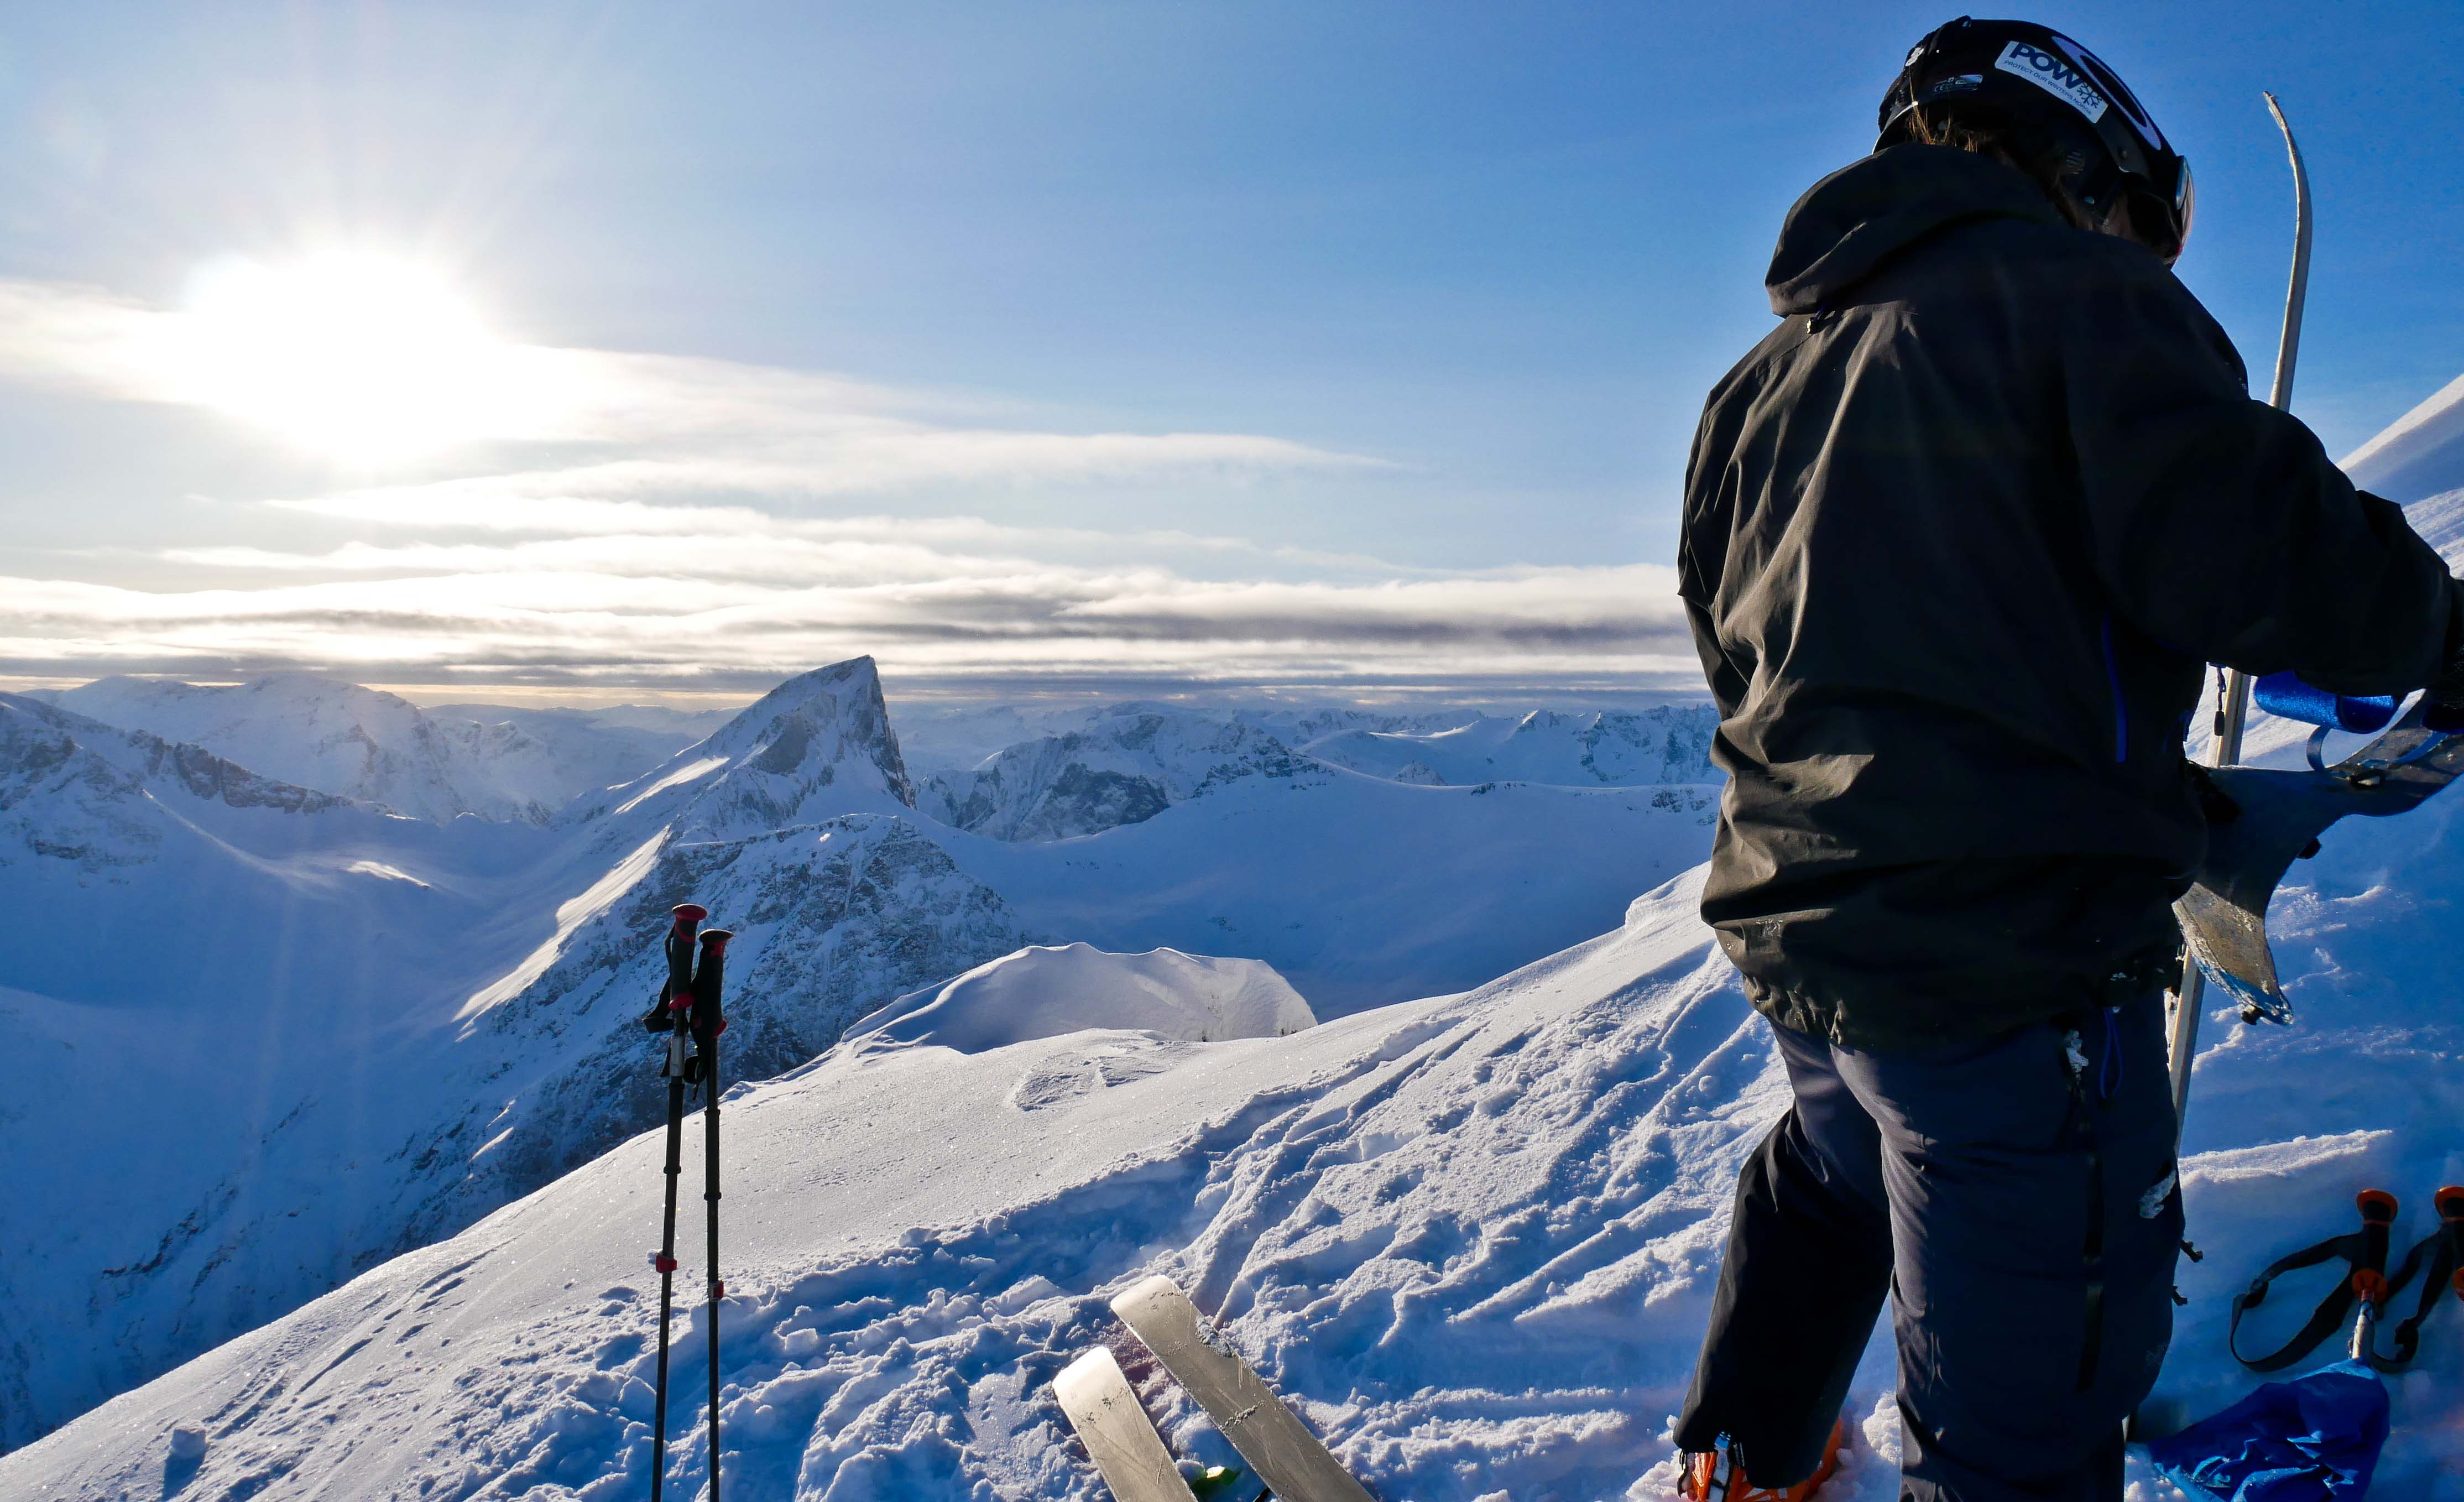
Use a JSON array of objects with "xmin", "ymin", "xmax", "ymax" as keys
[
  {"xmin": 646, "ymin": 903, "xmax": 705, "ymax": 1502},
  {"xmin": 2169, "ymin": 92, "xmax": 2312, "ymax": 1144},
  {"xmin": 693, "ymin": 926, "xmax": 734, "ymax": 1502}
]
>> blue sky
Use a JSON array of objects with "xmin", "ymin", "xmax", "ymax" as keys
[{"xmin": 2, "ymin": 2, "xmax": 2457, "ymax": 702}]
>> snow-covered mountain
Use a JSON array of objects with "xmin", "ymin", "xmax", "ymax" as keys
[
  {"xmin": 1301, "ymin": 705, "xmax": 1719, "ymax": 787},
  {"xmin": 0, "ymin": 659, "xmax": 1023, "ymax": 1453},
  {"xmin": 2, "ymin": 651, "xmax": 1725, "ymax": 1453},
  {"xmin": 41, "ymin": 674, "xmax": 661, "ymax": 824},
  {"xmin": 2344, "ymin": 369, "xmax": 2464, "ymax": 504},
  {"xmin": 570, "ymin": 657, "xmax": 917, "ymax": 838},
  {"xmin": 425, "ymin": 701, "xmax": 733, "ymax": 797},
  {"xmin": 944, "ymin": 764, "xmax": 1718, "ymax": 1014},
  {"xmin": 17, "ymin": 652, "xmax": 1666, "ymax": 1451},
  {"xmin": 15, "ymin": 762, "xmax": 2460, "ymax": 1499},
  {"xmin": 919, "ymin": 705, "xmax": 1312, "ymax": 841}
]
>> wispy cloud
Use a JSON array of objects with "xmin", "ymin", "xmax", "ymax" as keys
[{"xmin": 1, "ymin": 275, "xmax": 1689, "ymax": 700}]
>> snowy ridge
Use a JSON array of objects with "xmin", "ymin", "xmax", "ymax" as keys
[
  {"xmin": 1301, "ymin": 705, "xmax": 1719, "ymax": 788},
  {"xmin": 920, "ymin": 706, "xmax": 1312, "ymax": 841},
  {"xmin": 575, "ymin": 658, "xmax": 915, "ymax": 839},
  {"xmin": 424, "ymin": 702, "xmax": 729, "ymax": 798},
  {"xmin": 844, "ymin": 943, "xmax": 1316, "ymax": 1054},
  {"xmin": 44, "ymin": 674, "xmax": 593, "ymax": 824},
  {"xmin": 2343, "ymin": 371, "xmax": 2464, "ymax": 504}
]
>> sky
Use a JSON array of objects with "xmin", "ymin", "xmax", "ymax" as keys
[{"xmin": 2, "ymin": 1, "xmax": 2458, "ymax": 706}]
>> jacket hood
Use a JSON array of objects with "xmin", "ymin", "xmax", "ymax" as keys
[{"xmin": 1766, "ymin": 145, "xmax": 2064, "ymax": 315}]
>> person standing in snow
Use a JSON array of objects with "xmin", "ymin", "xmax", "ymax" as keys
[{"xmin": 1670, "ymin": 17, "xmax": 2464, "ymax": 1502}]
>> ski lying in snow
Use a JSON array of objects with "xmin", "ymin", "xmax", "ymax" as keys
[
  {"xmin": 2176, "ymin": 702, "xmax": 2464, "ymax": 1021},
  {"xmin": 1111, "ymin": 1276, "xmax": 1374, "ymax": 1502},
  {"xmin": 1054, "ymin": 1348, "xmax": 1200, "ymax": 1502}
]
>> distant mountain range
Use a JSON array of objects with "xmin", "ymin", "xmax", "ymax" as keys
[{"xmin": 0, "ymin": 659, "xmax": 1722, "ymax": 1451}]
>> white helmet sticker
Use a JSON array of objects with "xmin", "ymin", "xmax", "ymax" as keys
[{"xmin": 1994, "ymin": 39, "xmax": 2110, "ymax": 123}]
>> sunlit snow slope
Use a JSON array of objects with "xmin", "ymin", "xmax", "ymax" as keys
[
  {"xmin": 2344, "ymin": 370, "xmax": 2464, "ymax": 504},
  {"xmin": 12, "ymin": 757, "xmax": 2461, "ymax": 1499}
]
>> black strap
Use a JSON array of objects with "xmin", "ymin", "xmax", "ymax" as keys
[
  {"xmin": 2227, "ymin": 1230, "xmax": 2371, "ymax": 1373},
  {"xmin": 2231, "ymin": 1191, "xmax": 2446, "ymax": 1374},
  {"xmin": 2366, "ymin": 1197, "xmax": 2464, "ymax": 1371}
]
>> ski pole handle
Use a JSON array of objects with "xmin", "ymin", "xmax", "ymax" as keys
[
  {"xmin": 645, "ymin": 903, "xmax": 706, "ymax": 1036},
  {"xmin": 693, "ymin": 929, "xmax": 733, "ymax": 1043},
  {"xmin": 2351, "ymin": 1189, "xmax": 2397, "ymax": 1302},
  {"xmin": 667, "ymin": 903, "xmax": 706, "ymax": 1008}
]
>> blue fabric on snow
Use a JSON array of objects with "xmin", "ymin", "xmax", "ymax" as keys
[{"xmin": 2144, "ymin": 1361, "xmax": 2389, "ymax": 1500}]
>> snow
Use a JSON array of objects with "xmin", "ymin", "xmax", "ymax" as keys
[
  {"xmin": 844, "ymin": 944, "xmax": 1316, "ymax": 1054},
  {"xmin": 0, "ymin": 656, "xmax": 1722, "ymax": 1454},
  {"xmin": 12, "ymin": 742, "xmax": 2464, "ymax": 1498},
  {"xmin": 10, "ymin": 413, "xmax": 2464, "ymax": 1494},
  {"xmin": 1300, "ymin": 706, "xmax": 1718, "ymax": 789},
  {"xmin": 43, "ymin": 674, "xmax": 587, "ymax": 823},
  {"xmin": 2343, "ymin": 371, "xmax": 2464, "ymax": 503}
]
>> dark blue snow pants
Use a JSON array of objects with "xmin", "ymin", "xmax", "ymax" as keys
[{"xmin": 1674, "ymin": 997, "xmax": 2185, "ymax": 1501}]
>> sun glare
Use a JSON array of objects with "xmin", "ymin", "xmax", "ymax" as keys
[{"xmin": 166, "ymin": 252, "xmax": 546, "ymax": 463}]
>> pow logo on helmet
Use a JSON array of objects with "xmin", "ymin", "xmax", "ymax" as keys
[{"xmin": 1994, "ymin": 40, "xmax": 2110, "ymax": 123}]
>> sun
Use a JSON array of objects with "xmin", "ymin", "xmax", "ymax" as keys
[{"xmin": 167, "ymin": 252, "xmax": 542, "ymax": 463}]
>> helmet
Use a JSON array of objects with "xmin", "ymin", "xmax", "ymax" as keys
[{"xmin": 1877, "ymin": 17, "xmax": 2194, "ymax": 264}]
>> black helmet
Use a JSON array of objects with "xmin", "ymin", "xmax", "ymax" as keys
[{"xmin": 1878, "ymin": 17, "xmax": 2194, "ymax": 263}]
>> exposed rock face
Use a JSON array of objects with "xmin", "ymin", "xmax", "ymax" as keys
[
  {"xmin": 0, "ymin": 693, "xmax": 352, "ymax": 873},
  {"xmin": 576, "ymin": 656, "xmax": 916, "ymax": 839},
  {"xmin": 921, "ymin": 706, "xmax": 1311, "ymax": 842},
  {"xmin": 416, "ymin": 812, "xmax": 1032, "ymax": 1240}
]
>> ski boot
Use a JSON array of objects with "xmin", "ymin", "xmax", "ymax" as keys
[{"xmin": 1678, "ymin": 1416, "xmax": 1846, "ymax": 1501}]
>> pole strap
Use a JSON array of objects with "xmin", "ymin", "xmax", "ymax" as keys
[
  {"xmin": 2230, "ymin": 1190, "xmax": 2410, "ymax": 1373},
  {"xmin": 2364, "ymin": 1186, "xmax": 2464, "ymax": 1371}
]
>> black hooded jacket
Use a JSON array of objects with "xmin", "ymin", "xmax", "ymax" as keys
[{"xmin": 1680, "ymin": 145, "xmax": 2462, "ymax": 1049}]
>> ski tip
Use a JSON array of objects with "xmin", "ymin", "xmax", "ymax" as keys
[
  {"xmin": 1053, "ymin": 1346, "xmax": 1130, "ymax": 1404},
  {"xmin": 1109, "ymin": 1274, "xmax": 1187, "ymax": 1321}
]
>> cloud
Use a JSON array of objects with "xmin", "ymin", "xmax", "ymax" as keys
[
  {"xmin": 0, "ymin": 273, "xmax": 1689, "ymax": 701},
  {"xmin": 0, "ymin": 520, "xmax": 1695, "ymax": 695},
  {"xmin": 0, "ymin": 275, "xmax": 1385, "ymax": 488}
]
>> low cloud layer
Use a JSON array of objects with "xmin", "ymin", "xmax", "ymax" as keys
[{"xmin": 1, "ymin": 275, "xmax": 1691, "ymax": 701}]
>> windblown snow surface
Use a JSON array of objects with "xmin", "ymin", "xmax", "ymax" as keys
[{"xmin": 9, "ymin": 762, "xmax": 2463, "ymax": 1498}]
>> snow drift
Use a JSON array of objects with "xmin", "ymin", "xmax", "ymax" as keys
[
  {"xmin": 844, "ymin": 944, "xmax": 1316, "ymax": 1054},
  {"xmin": 2343, "ymin": 370, "xmax": 2464, "ymax": 504}
]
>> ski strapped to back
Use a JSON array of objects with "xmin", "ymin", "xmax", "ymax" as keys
[{"xmin": 1109, "ymin": 1276, "xmax": 1374, "ymax": 1502}]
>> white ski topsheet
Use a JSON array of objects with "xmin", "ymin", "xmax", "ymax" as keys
[
  {"xmin": 8, "ymin": 786, "xmax": 2464, "ymax": 1499},
  {"xmin": 1054, "ymin": 1348, "xmax": 1199, "ymax": 1502}
]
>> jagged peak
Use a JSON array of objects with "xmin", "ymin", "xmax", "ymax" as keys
[{"xmin": 585, "ymin": 658, "xmax": 915, "ymax": 832}]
